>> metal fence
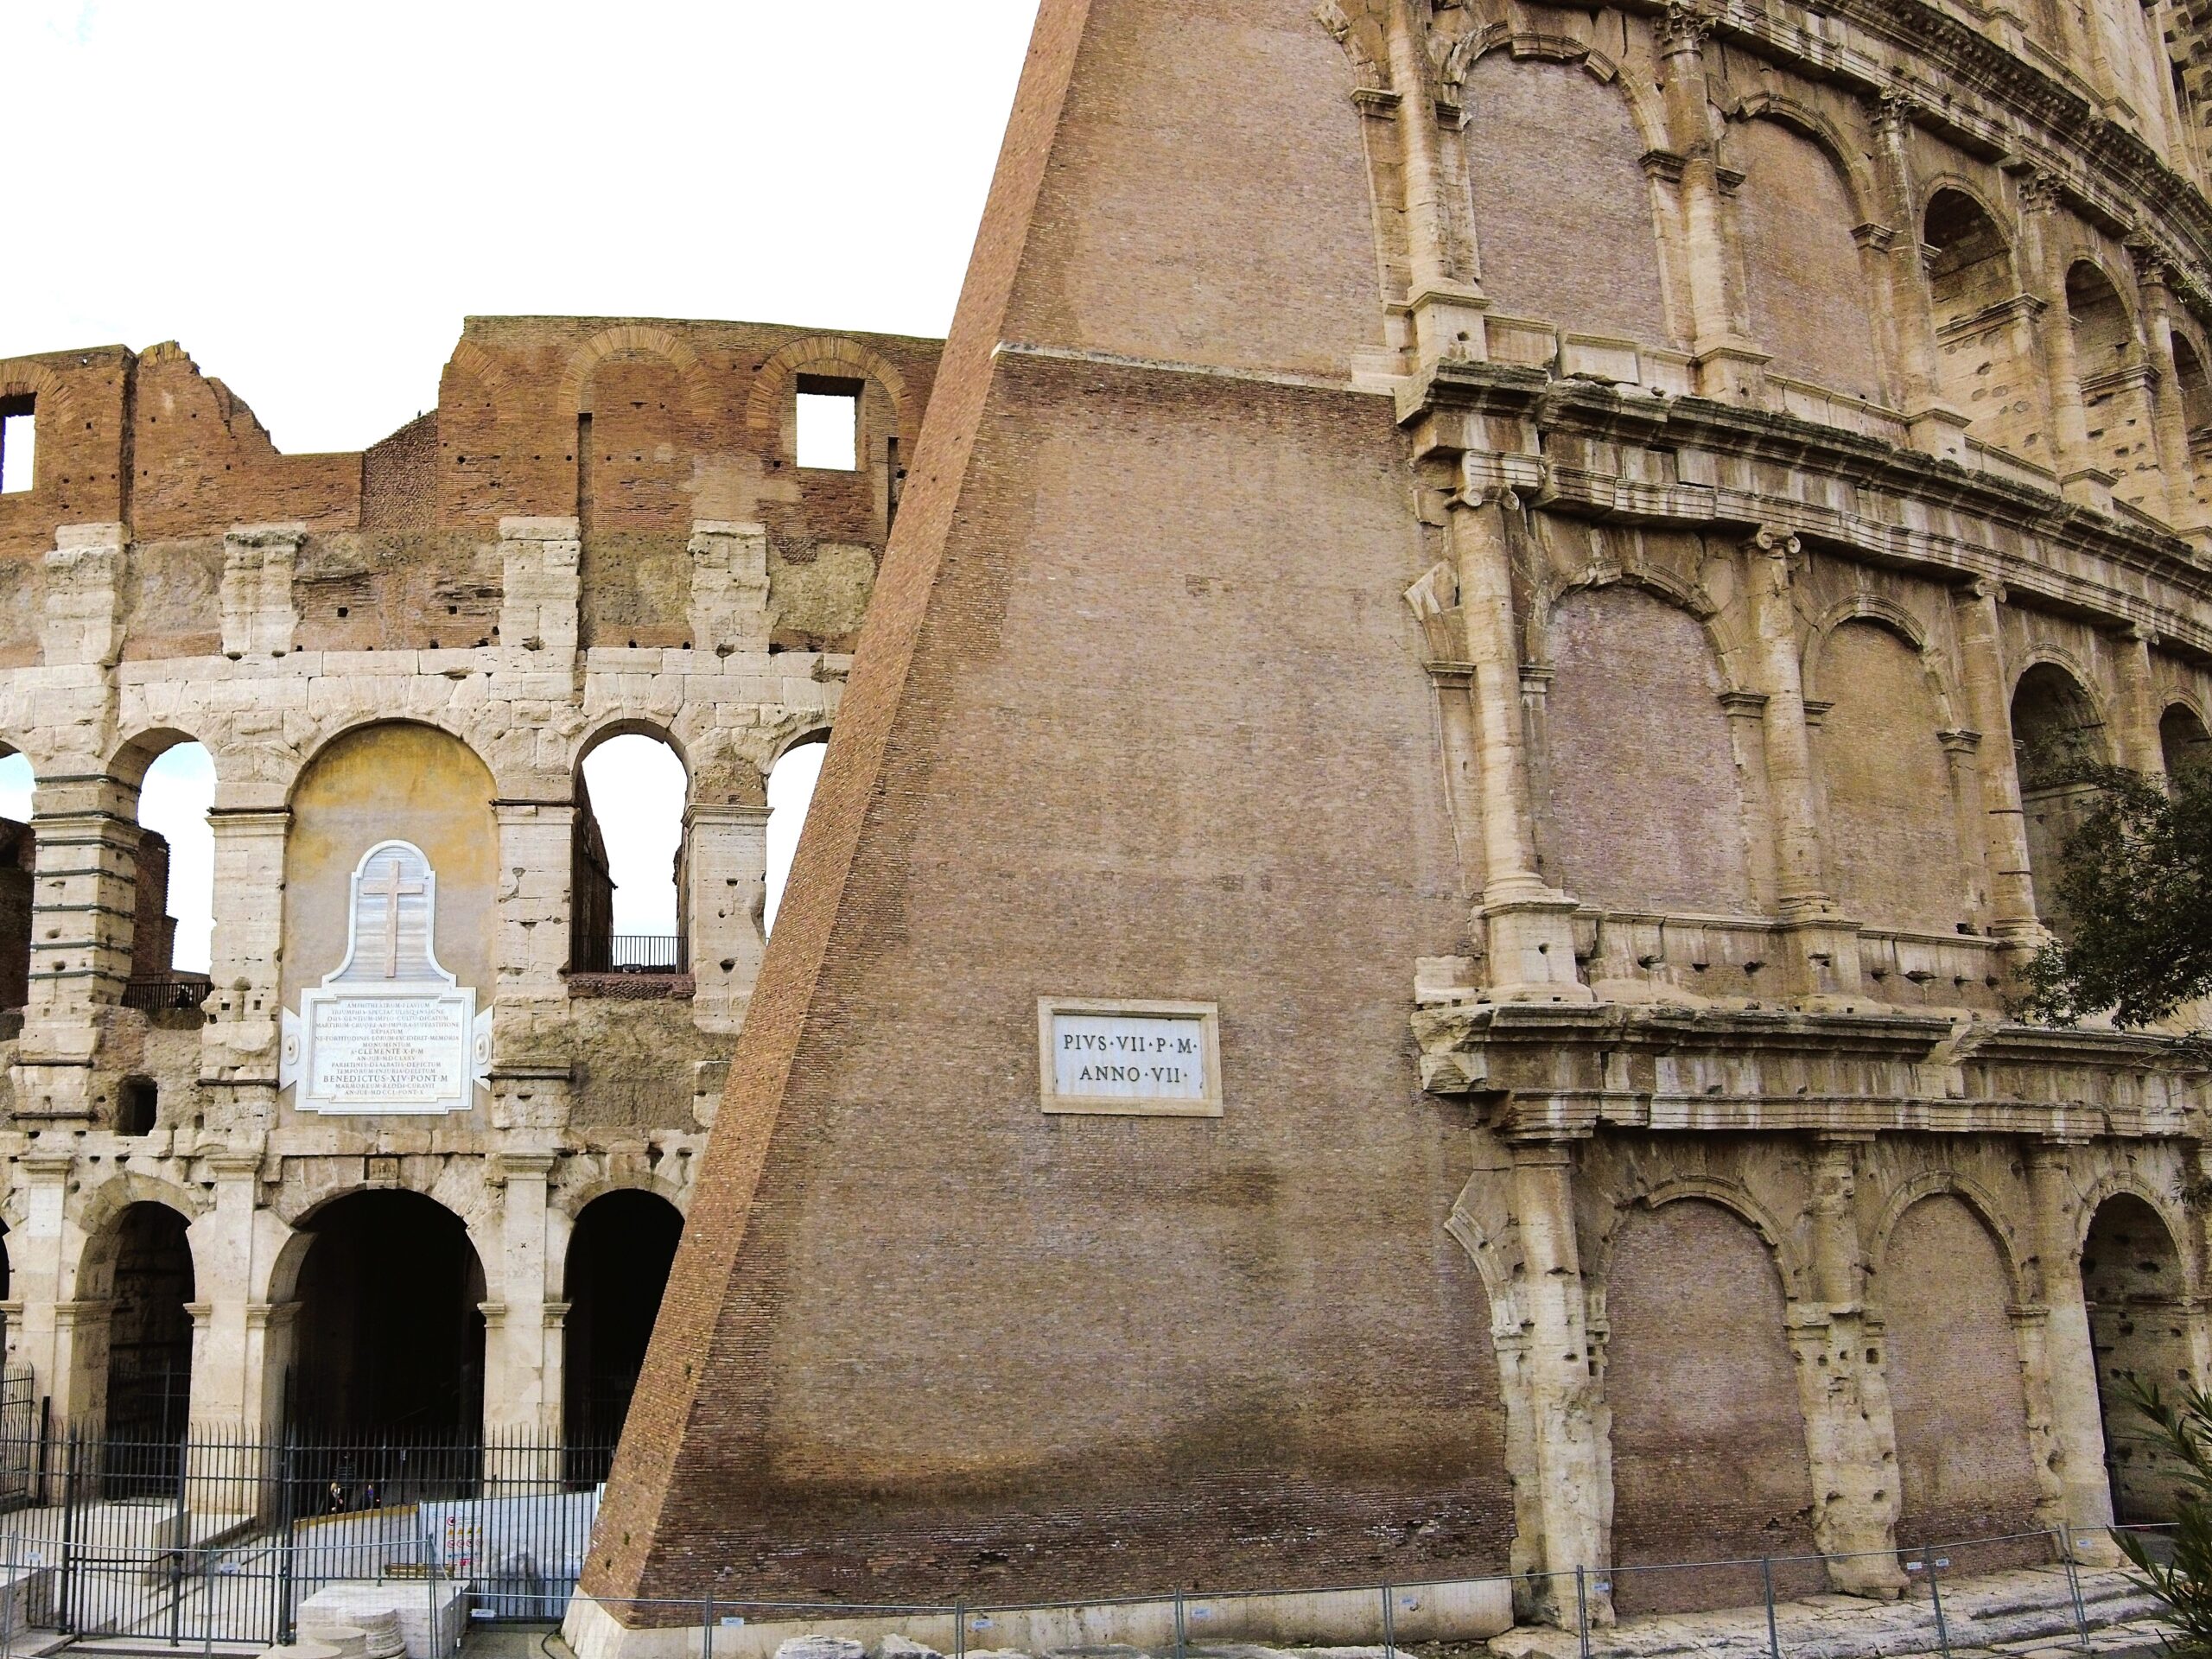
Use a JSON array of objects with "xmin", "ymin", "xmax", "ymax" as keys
[
  {"xmin": 607, "ymin": 935, "xmax": 683, "ymax": 973},
  {"xmin": 120, "ymin": 976, "xmax": 211, "ymax": 1014},
  {"xmin": 0, "ymin": 1412, "xmax": 611, "ymax": 1649},
  {"xmin": 550, "ymin": 1522, "xmax": 2170, "ymax": 1659}
]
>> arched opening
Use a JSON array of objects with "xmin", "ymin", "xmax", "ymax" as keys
[
  {"xmin": 1878, "ymin": 1195, "xmax": 2043, "ymax": 1553},
  {"xmin": 1734, "ymin": 118, "xmax": 1883, "ymax": 399},
  {"xmin": 1459, "ymin": 56, "xmax": 1672, "ymax": 346},
  {"xmin": 2162, "ymin": 703, "xmax": 2212, "ymax": 779},
  {"xmin": 2082, "ymin": 1194, "xmax": 2193, "ymax": 1523},
  {"xmin": 1924, "ymin": 190, "xmax": 2041, "ymax": 457},
  {"xmin": 2069, "ymin": 262, "xmax": 2137, "ymax": 378},
  {"xmin": 1541, "ymin": 587, "xmax": 1753, "ymax": 918},
  {"xmin": 2011, "ymin": 664, "xmax": 2108, "ymax": 935},
  {"xmin": 2174, "ymin": 334, "xmax": 2212, "ymax": 524},
  {"xmin": 765, "ymin": 734, "xmax": 828, "ymax": 938},
  {"xmin": 2069, "ymin": 262, "xmax": 2157, "ymax": 504},
  {"xmin": 291, "ymin": 1192, "xmax": 486, "ymax": 1442},
  {"xmin": 573, "ymin": 733, "xmax": 688, "ymax": 976},
  {"xmin": 1604, "ymin": 1199, "xmax": 1820, "ymax": 1611},
  {"xmin": 100, "ymin": 1203, "xmax": 195, "ymax": 1443},
  {"xmin": 1814, "ymin": 621, "xmax": 1973, "ymax": 934},
  {"xmin": 125, "ymin": 741, "xmax": 214, "ymax": 1014},
  {"xmin": 563, "ymin": 1190, "xmax": 683, "ymax": 1470},
  {"xmin": 0, "ymin": 751, "xmax": 32, "ymax": 1016}
]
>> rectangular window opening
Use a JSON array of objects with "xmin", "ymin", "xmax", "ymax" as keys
[
  {"xmin": 0, "ymin": 397, "xmax": 34, "ymax": 496},
  {"xmin": 796, "ymin": 376, "xmax": 861, "ymax": 471}
]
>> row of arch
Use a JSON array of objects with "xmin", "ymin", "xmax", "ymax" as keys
[
  {"xmin": 1541, "ymin": 580, "xmax": 2206, "ymax": 941},
  {"xmin": 55, "ymin": 1182, "xmax": 683, "ymax": 1446},
  {"xmin": 0, "ymin": 715, "xmax": 831, "ymax": 1018},
  {"xmin": 1604, "ymin": 1185, "xmax": 2184, "ymax": 1607},
  {"xmin": 1445, "ymin": 43, "xmax": 2209, "ymax": 517}
]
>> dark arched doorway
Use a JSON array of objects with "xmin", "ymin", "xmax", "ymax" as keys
[
  {"xmin": 292, "ymin": 1192, "xmax": 485, "ymax": 1442},
  {"xmin": 103, "ymin": 1204, "xmax": 194, "ymax": 1442},
  {"xmin": 2082, "ymin": 1194, "xmax": 2193, "ymax": 1523},
  {"xmin": 563, "ymin": 1191, "xmax": 683, "ymax": 1468}
]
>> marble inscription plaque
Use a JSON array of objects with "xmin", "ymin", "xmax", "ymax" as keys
[
  {"xmin": 281, "ymin": 840, "xmax": 493, "ymax": 1116},
  {"xmin": 1037, "ymin": 998, "xmax": 1222, "ymax": 1117}
]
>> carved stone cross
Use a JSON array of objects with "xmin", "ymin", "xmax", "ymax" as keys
[{"xmin": 370, "ymin": 857, "xmax": 426, "ymax": 978}]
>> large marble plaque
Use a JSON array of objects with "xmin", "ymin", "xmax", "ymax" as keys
[
  {"xmin": 280, "ymin": 841, "xmax": 493, "ymax": 1116},
  {"xmin": 1036, "ymin": 998, "xmax": 1222, "ymax": 1117}
]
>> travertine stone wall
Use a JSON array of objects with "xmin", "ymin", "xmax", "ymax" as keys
[
  {"xmin": 0, "ymin": 315, "xmax": 940, "ymax": 1439},
  {"xmin": 562, "ymin": 0, "xmax": 2212, "ymax": 1647}
]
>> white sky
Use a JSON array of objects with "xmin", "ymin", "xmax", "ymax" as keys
[{"xmin": 0, "ymin": 0, "xmax": 1037, "ymax": 977}]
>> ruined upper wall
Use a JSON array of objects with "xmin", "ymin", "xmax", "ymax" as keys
[{"xmin": 0, "ymin": 320, "xmax": 943, "ymax": 652}]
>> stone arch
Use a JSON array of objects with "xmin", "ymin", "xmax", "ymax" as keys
[
  {"xmin": 2161, "ymin": 699, "xmax": 2212, "ymax": 776},
  {"xmin": 562, "ymin": 1187, "xmax": 685, "ymax": 1452},
  {"xmin": 1867, "ymin": 1171, "xmax": 2028, "ymax": 1298},
  {"xmin": 280, "ymin": 1186, "xmax": 492, "ymax": 1440},
  {"xmin": 2067, "ymin": 258, "xmax": 2141, "ymax": 375},
  {"xmin": 1802, "ymin": 595, "xmax": 1961, "ymax": 724},
  {"xmin": 746, "ymin": 336, "xmax": 911, "ymax": 445},
  {"xmin": 1590, "ymin": 1177, "xmax": 1813, "ymax": 1300},
  {"xmin": 574, "ymin": 715, "xmax": 693, "ymax": 780},
  {"xmin": 281, "ymin": 721, "xmax": 501, "ymax": 1042},
  {"xmin": 559, "ymin": 325, "xmax": 716, "ymax": 424},
  {"xmin": 1808, "ymin": 613, "xmax": 1975, "ymax": 933},
  {"xmin": 1459, "ymin": 51, "xmax": 1675, "ymax": 345},
  {"xmin": 441, "ymin": 339, "xmax": 512, "ymax": 404},
  {"xmin": 1923, "ymin": 184, "xmax": 2044, "ymax": 455},
  {"xmin": 1726, "ymin": 94, "xmax": 1884, "ymax": 225},
  {"xmin": 1875, "ymin": 1189, "xmax": 2049, "ymax": 1546},
  {"xmin": 572, "ymin": 725, "xmax": 691, "ymax": 975},
  {"xmin": 2012, "ymin": 658, "xmax": 2110, "ymax": 934},
  {"xmin": 73, "ymin": 1182, "xmax": 205, "ymax": 1439},
  {"xmin": 1313, "ymin": 0, "xmax": 1391, "ymax": 91},
  {"xmin": 1602, "ymin": 1193, "xmax": 1821, "ymax": 1611},
  {"xmin": 1537, "ymin": 580, "xmax": 1757, "ymax": 916},
  {"xmin": 1443, "ymin": 1201, "xmax": 1523, "ymax": 1338},
  {"xmin": 1728, "ymin": 107, "xmax": 1886, "ymax": 398},
  {"xmin": 2080, "ymin": 1188, "xmax": 2196, "ymax": 1522}
]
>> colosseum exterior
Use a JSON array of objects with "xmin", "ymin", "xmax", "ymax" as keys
[
  {"xmin": 0, "ymin": 316, "xmax": 941, "ymax": 1447},
  {"xmin": 562, "ymin": 0, "xmax": 2212, "ymax": 1645},
  {"xmin": 10, "ymin": 0, "xmax": 2212, "ymax": 1646}
]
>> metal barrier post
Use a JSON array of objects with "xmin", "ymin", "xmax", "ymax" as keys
[
  {"xmin": 1576, "ymin": 1565, "xmax": 1591, "ymax": 1659},
  {"xmin": 1174, "ymin": 1586, "xmax": 1186, "ymax": 1659},
  {"xmin": 2, "ymin": 1529, "xmax": 16, "ymax": 1659},
  {"xmin": 1382, "ymin": 1582, "xmax": 1396, "ymax": 1657},
  {"xmin": 1762, "ymin": 1557, "xmax": 1782, "ymax": 1659},
  {"xmin": 702, "ymin": 1596, "xmax": 714, "ymax": 1659},
  {"xmin": 1925, "ymin": 1548, "xmax": 1952, "ymax": 1659},
  {"xmin": 2058, "ymin": 1529, "xmax": 2093, "ymax": 1655},
  {"xmin": 201, "ymin": 1548, "xmax": 215, "ymax": 1659},
  {"xmin": 954, "ymin": 1599, "xmax": 965, "ymax": 1659}
]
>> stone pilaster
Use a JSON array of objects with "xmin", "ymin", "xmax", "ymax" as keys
[
  {"xmin": 2027, "ymin": 1141, "xmax": 2121, "ymax": 1558},
  {"xmin": 1658, "ymin": 7, "xmax": 1765, "ymax": 401},
  {"xmin": 219, "ymin": 524, "xmax": 303, "ymax": 659},
  {"xmin": 184, "ymin": 1153, "xmax": 266, "ymax": 1437},
  {"xmin": 1451, "ymin": 486, "xmax": 1586, "ymax": 1001},
  {"xmin": 499, "ymin": 517, "xmax": 582, "ymax": 661},
  {"xmin": 2019, "ymin": 176, "xmax": 2108, "ymax": 508},
  {"xmin": 2133, "ymin": 252, "xmax": 2202, "ymax": 530},
  {"xmin": 11, "ymin": 1148, "xmax": 74, "ymax": 1416},
  {"xmin": 491, "ymin": 802, "xmax": 575, "ymax": 1126},
  {"xmin": 686, "ymin": 803, "xmax": 772, "ymax": 1034},
  {"xmin": 1790, "ymin": 1135, "xmax": 1905, "ymax": 1594},
  {"xmin": 15, "ymin": 774, "xmax": 143, "ymax": 1117},
  {"xmin": 1950, "ymin": 580, "xmax": 2044, "ymax": 950},
  {"xmin": 1744, "ymin": 528, "xmax": 1861, "ymax": 1003},
  {"xmin": 1509, "ymin": 1141, "xmax": 1610, "ymax": 1627},
  {"xmin": 687, "ymin": 522, "xmax": 772, "ymax": 656},
  {"xmin": 40, "ymin": 523, "xmax": 127, "ymax": 670},
  {"xmin": 200, "ymin": 809, "xmax": 290, "ymax": 1124},
  {"xmin": 483, "ymin": 1151, "xmax": 561, "ymax": 1455},
  {"xmin": 2111, "ymin": 626, "xmax": 2164, "ymax": 778},
  {"xmin": 1385, "ymin": 5, "xmax": 1485, "ymax": 366}
]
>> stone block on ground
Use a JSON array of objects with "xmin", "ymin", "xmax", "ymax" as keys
[{"xmin": 299, "ymin": 1581, "xmax": 467, "ymax": 1659}]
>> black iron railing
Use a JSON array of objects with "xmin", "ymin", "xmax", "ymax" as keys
[{"xmin": 122, "ymin": 976, "xmax": 209, "ymax": 1014}]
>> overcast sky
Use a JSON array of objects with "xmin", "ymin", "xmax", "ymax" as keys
[{"xmin": 0, "ymin": 0, "xmax": 1038, "ymax": 971}]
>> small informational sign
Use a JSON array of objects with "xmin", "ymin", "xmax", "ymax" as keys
[
  {"xmin": 281, "ymin": 840, "xmax": 492, "ymax": 1116},
  {"xmin": 1036, "ymin": 998, "xmax": 1222, "ymax": 1117}
]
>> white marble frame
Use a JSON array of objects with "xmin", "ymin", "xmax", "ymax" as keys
[{"xmin": 1034, "ymin": 996, "xmax": 1224, "ymax": 1118}]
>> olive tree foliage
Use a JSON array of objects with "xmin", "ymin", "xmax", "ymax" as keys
[{"xmin": 2017, "ymin": 761, "xmax": 2212, "ymax": 1033}]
